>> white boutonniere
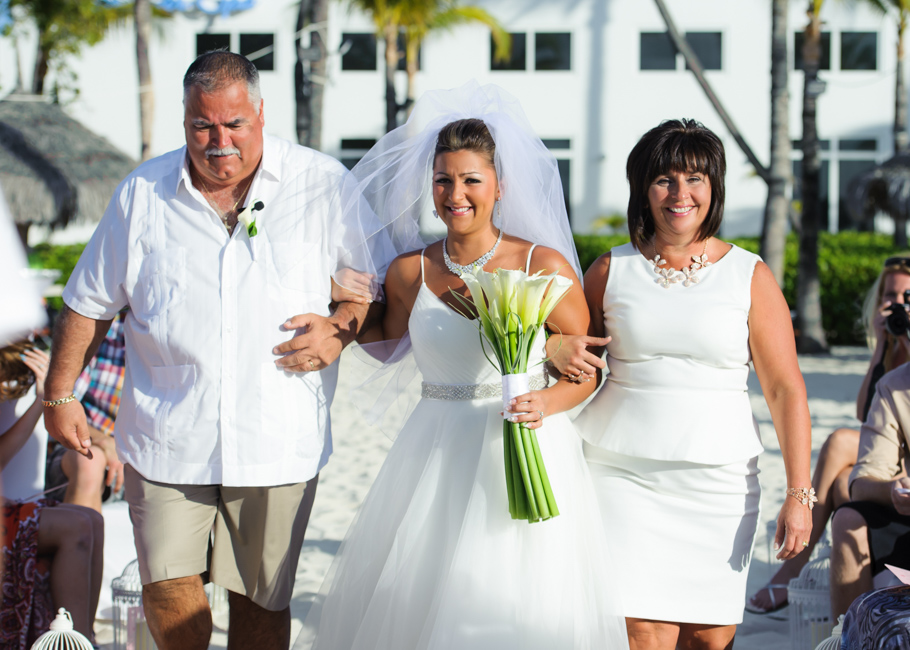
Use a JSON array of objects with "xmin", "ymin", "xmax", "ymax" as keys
[{"xmin": 238, "ymin": 200, "xmax": 265, "ymax": 237}]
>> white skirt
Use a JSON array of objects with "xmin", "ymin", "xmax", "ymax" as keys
[
  {"xmin": 584, "ymin": 444, "xmax": 760, "ymax": 625},
  {"xmin": 294, "ymin": 400, "xmax": 629, "ymax": 650}
]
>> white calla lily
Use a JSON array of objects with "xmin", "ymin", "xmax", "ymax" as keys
[
  {"xmin": 538, "ymin": 273, "xmax": 573, "ymax": 324},
  {"xmin": 237, "ymin": 199, "xmax": 263, "ymax": 237}
]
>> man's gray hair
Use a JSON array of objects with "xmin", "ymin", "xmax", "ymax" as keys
[{"xmin": 183, "ymin": 50, "xmax": 261, "ymax": 109}]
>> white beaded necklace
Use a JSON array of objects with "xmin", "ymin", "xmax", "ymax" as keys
[
  {"xmin": 649, "ymin": 239, "xmax": 711, "ymax": 288},
  {"xmin": 443, "ymin": 228, "xmax": 504, "ymax": 276}
]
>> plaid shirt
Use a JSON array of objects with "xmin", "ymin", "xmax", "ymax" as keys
[{"xmin": 72, "ymin": 312, "xmax": 126, "ymax": 437}]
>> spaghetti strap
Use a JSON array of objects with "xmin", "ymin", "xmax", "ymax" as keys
[
  {"xmin": 525, "ymin": 244, "xmax": 537, "ymax": 272},
  {"xmin": 420, "ymin": 248, "xmax": 427, "ymax": 283}
]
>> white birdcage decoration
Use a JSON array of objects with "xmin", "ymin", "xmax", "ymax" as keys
[
  {"xmin": 30, "ymin": 608, "xmax": 93, "ymax": 650},
  {"xmin": 813, "ymin": 615, "xmax": 845, "ymax": 650},
  {"xmin": 111, "ymin": 559, "xmax": 156, "ymax": 650},
  {"xmin": 789, "ymin": 536, "xmax": 834, "ymax": 650},
  {"xmin": 112, "ymin": 558, "xmax": 230, "ymax": 650}
]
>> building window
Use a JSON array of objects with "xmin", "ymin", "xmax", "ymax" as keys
[
  {"xmin": 685, "ymin": 32, "xmax": 722, "ymax": 71},
  {"xmin": 339, "ymin": 138, "xmax": 377, "ymax": 169},
  {"xmin": 543, "ymin": 139, "xmax": 572, "ymax": 222},
  {"xmin": 640, "ymin": 32, "xmax": 676, "ymax": 70},
  {"xmin": 535, "ymin": 33, "xmax": 571, "ymax": 71},
  {"xmin": 197, "ymin": 33, "xmax": 230, "ymax": 57},
  {"xmin": 341, "ymin": 33, "xmax": 377, "ymax": 71},
  {"xmin": 792, "ymin": 137, "xmax": 880, "ymax": 232},
  {"xmin": 491, "ymin": 33, "xmax": 526, "ymax": 71},
  {"xmin": 794, "ymin": 32, "xmax": 831, "ymax": 70},
  {"xmin": 240, "ymin": 33, "xmax": 274, "ymax": 71},
  {"xmin": 841, "ymin": 32, "xmax": 877, "ymax": 70}
]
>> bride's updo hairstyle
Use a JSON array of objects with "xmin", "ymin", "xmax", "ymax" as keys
[
  {"xmin": 434, "ymin": 119, "xmax": 497, "ymax": 170},
  {"xmin": 626, "ymin": 118, "xmax": 726, "ymax": 251}
]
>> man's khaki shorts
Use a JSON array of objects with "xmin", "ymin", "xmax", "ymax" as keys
[{"xmin": 124, "ymin": 465, "xmax": 313, "ymax": 611}]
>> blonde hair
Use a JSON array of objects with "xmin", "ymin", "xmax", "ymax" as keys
[
  {"xmin": 862, "ymin": 255, "xmax": 910, "ymax": 356},
  {"xmin": 0, "ymin": 341, "xmax": 36, "ymax": 401}
]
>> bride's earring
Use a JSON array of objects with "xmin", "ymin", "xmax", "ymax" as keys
[
  {"xmin": 433, "ymin": 209, "xmax": 439, "ymax": 219},
  {"xmin": 495, "ymin": 199, "xmax": 502, "ymax": 223}
]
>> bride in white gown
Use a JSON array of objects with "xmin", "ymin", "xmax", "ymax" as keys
[{"xmin": 294, "ymin": 83, "xmax": 629, "ymax": 650}]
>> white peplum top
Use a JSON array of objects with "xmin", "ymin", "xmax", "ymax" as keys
[{"xmin": 576, "ymin": 242, "xmax": 765, "ymax": 465}]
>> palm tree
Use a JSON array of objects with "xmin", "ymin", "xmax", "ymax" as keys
[
  {"xmin": 134, "ymin": 0, "xmax": 154, "ymax": 162},
  {"xmin": 6, "ymin": 0, "xmax": 133, "ymax": 97},
  {"xmin": 296, "ymin": 0, "xmax": 329, "ymax": 149},
  {"xmin": 859, "ymin": 0, "xmax": 910, "ymax": 154},
  {"xmin": 795, "ymin": 0, "xmax": 827, "ymax": 353},
  {"xmin": 401, "ymin": 0, "xmax": 510, "ymax": 117},
  {"xmin": 761, "ymin": 0, "xmax": 792, "ymax": 288},
  {"xmin": 349, "ymin": 0, "xmax": 509, "ymax": 132}
]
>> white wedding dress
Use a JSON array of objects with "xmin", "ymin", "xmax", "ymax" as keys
[{"xmin": 295, "ymin": 251, "xmax": 628, "ymax": 650}]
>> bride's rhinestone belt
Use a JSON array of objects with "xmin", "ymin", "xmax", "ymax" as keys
[{"xmin": 421, "ymin": 370, "xmax": 549, "ymax": 401}]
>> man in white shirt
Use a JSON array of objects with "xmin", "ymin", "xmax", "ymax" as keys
[{"xmin": 42, "ymin": 51, "xmax": 390, "ymax": 649}]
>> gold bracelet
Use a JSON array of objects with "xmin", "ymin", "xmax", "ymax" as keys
[
  {"xmin": 786, "ymin": 487, "xmax": 818, "ymax": 510},
  {"xmin": 42, "ymin": 394, "xmax": 77, "ymax": 408}
]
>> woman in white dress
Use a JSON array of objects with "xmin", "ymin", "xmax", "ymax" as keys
[
  {"xmin": 550, "ymin": 119, "xmax": 813, "ymax": 649},
  {"xmin": 294, "ymin": 83, "xmax": 628, "ymax": 650}
]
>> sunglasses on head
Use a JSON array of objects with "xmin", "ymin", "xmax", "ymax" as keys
[{"xmin": 884, "ymin": 257, "xmax": 910, "ymax": 268}]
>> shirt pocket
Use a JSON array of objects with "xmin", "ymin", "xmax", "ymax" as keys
[
  {"xmin": 133, "ymin": 364, "xmax": 197, "ymax": 453},
  {"xmin": 268, "ymin": 241, "xmax": 323, "ymax": 293},
  {"xmin": 134, "ymin": 248, "xmax": 188, "ymax": 318}
]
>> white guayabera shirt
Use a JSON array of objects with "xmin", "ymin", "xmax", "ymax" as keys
[{"xmin": 64, "ymin": 135, "xmax": 391, "ymax": 487}]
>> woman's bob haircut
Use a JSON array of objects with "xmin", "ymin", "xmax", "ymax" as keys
[{"xmin": 626, "ymin": 118, "xmax": 726, "ymax": 250}]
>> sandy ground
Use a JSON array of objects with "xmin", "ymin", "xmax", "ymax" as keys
[{"xmin": 94, "ymin": 345, "xmax": 871, "ymax": 649}]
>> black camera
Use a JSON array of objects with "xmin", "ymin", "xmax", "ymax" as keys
[{"xmin": 886, "ymin": 290, "xmax": 910, "ymax": 337}]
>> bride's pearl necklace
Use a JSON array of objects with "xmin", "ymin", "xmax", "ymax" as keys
[
  {"xmin": 650, "ymin": 239, "xmax": 711, "ymax": 288},
  {"xmin": 443, "ymin": 229, "xmax": 504, "ymax": 276}
]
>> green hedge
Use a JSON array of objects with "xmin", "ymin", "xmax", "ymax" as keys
[
  {"xmin": 28, "ymin": 233, "xmax": 900, "ymax": 346},
  {"xmin": 573, "ymin": 231, "xmax": 900, "ymax": 346},
  {"xmin": 28, "ymin": 242, "xmax": 86, "ymax": 312}
]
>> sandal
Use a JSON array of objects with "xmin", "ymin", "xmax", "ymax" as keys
[{"xmin": 744, "ymin": 583, "xmax": 789, "ymax": 614}]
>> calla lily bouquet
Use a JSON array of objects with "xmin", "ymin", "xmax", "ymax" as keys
[{"xmin": 453, "ymin": 266, "xmax": 573, "ymax": 523}]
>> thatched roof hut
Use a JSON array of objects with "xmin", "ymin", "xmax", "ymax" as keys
[
  {"xmin": 0, "ymin": 94, "xmax": 136, "ymax": 236},
  {"xmin": 846, "ymin": 153, "xmax": 910, "ymax": 247}
]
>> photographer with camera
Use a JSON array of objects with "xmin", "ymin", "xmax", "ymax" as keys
[
  {"xmin": 827, "ymin": 256, "xmax": 910, "ymax": 618},
  {"xmin": 748, "ymin": 256, "xmax": 910, "ymax": 615}
]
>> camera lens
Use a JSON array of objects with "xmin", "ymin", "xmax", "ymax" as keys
[{"xmin": 886, "ymin": 297, "xmax": 910, "ymax": 337}]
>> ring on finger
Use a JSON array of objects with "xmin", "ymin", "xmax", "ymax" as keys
[
  {"xmin": 802, "ymin": 541, "xmax": 809, "ymax": 547},
  {"xmin": 537, "ymin": 410, "xmax": 544, "ymax": 421},
  {"xmin": 308, "ymin": 359, "xmax": 316, "ymax": 370}
]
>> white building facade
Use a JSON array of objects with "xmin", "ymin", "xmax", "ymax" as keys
[{"xmin": 0, "ymin": 0, "xmax": 901, "ymax": 237}]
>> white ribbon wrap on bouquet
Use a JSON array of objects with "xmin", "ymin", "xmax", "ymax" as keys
[{"xmin": 501, "ymin": 372, "xmax": 530, "ymax": 420}]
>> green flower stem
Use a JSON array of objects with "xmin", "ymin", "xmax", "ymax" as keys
[
  {"xmin": 508, "ymin": 422, "xmax": 528, "ymax": 520},
  {"xmin": 511, "ymin": 420, "xmax": 539, "ymax": 521},
  {"xmin": 503, "ymin": 420, "xmax": 517, "ymax": 516},
  {"xmin": 530, "ymin": 430, "xmax": 559, "ymax": 518},
  {"xmin": 521, "ymin": 424, "xmax": 550, "ymax": 520}
]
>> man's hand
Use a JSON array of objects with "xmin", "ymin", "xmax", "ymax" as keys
[
  {"xmin": 273, "ymin": 313, "xmax": 354, "ymax": 372},
  {"xmin": 44, "ymin": 400, "xmax": 93, "ymax": 458},
  {"xmin": 892, "ymin": 477, "xmax": 910, "ymax": 515}
]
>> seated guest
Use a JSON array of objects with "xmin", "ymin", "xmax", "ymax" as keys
[
  {"xmin": 45, "ymin": 311, "xmax": 125, "ymax": 512},
  {"xmin": 831, "ymin": 359, "xmax": 910, "ymax": 618},
  {"xmin": 747, "ymin": 256, "xmax": 910, "ymax": 613},
  {"xmin": 0, "ymin": 341, "xmax": 103, "ymax": 647}
]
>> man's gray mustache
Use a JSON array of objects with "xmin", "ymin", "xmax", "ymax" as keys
[{"xmin": 206, "ymin": 147, "xmax": 241, "ymax": 158}]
